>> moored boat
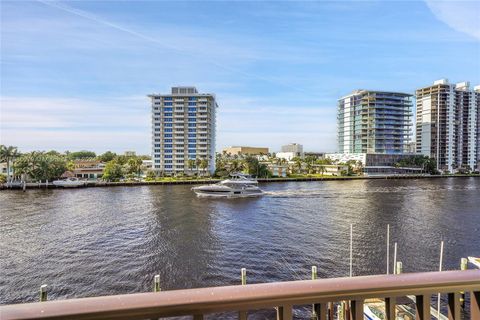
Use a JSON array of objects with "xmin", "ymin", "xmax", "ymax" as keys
[
  {"xmin": 52, "ymin": 177, "xmax": 85, "ymax": 188},
  {"xmin": 192, "ymin": 173, "xmax": 263, "ymax": 198}
]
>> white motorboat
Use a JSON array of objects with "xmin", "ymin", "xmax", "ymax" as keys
[
  {"xmin": 192, "ymin": 174, "xmax": 263, "ymax": 198},
  {"xmin": 52, "ymin": 177, "xmax": 85, "ymax": 188}
]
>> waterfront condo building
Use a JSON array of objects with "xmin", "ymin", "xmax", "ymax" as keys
[
  {"xmin": 416, "ymin": 79, "xmax": 480, "ymax": 172},
  {"xmin": 149, "ymin": 87, "xmax": 218, "ymax": 175},
  {"xmin": 337, "ymin": 90, "xmax": 413, "ymax": 154}
]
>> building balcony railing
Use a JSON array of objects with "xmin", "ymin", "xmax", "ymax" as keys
[{"xmin": 1, "ymin": 270, "xmax": 479, "ymax": 320}]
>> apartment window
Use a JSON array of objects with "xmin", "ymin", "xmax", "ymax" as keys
[
  {"xmin": 188, "ymin": 97, "xmax": 196, "ymax": 101},
  {"xmin": 164, "ymin": 149, "xmax": 172, "ymax": 153},
  {"xmin": 165, "ymin": 123, "xmax": 172, "ymax": 127},
  {"xmin": 164, "ymin": 144, "xmax": 173, "ymax": 148},
  {"xmin": 154, "ymin": 154, "xmax": 160, "ymax": 158},
  {"xmin": 188, "ymin": 129, "xmax": 196, "ymax": 132},
  {"xmin": 188, "ymin": 113, "xmax": 196, "ymax": 117},
  {"xmin": 165, "ymin": 160, "xmax": 172, "ymax": 164},
  {"xmin": 165, "ymin": 165, "xmax": 173, "ymax": 169},
  {"xmin": 188, "ymin": 134, "xmax": 196, "ymax": 138},
  {"xmin": 188, "ymin": 144, "xmax": 196, "ymax": 148},
  {"xmin": 154, "ymin": 113, "xmax": 160, "ymax": 116},
  {"xmin": 164, "ymin": 139, "xmax": 172, "ymax": 143},
  {"xmin": 176, "ymin": 165, "xmax": 184, "ymax": 169},
  {"xmin": 188, "ymin": 139, "xmax": 196, "ymax": 143},
  {"xmin": 164, "ymin": 155, "xmax": 172, "ymax": 158},
  {"xmin": 188, "ymin": 108, "xmax": 197, "ymax": 112},
  {"xmin": 155, "ymin": 139, "xmax": 160, "ymax": 142},
  {"xmin": 164, "ymin": 118, "xmax": 172, "ymax": 122},
  {"xmin": 188, "ymin": 102, "xmax": 196, "ymax": 106},
  {"xmin": 188, "ymin": 123, "xmax": 196, "ymax": 127},
  {"xmin": 163, "ymin": 107, "xmax": 173, "ymax": 112},
  {"xmin": 188, "ymin": 118, "xmax": 196, "ymax": 122},
  {"xmin": 154, "ymin": 149, "xmax": 160, "ymax": 153},
  {"xmin": 188, "ymin": 149, "xmax": 196, "ymax": 154},
  {"xmin": 155, "ymin": 128, "xmax": 160, "ymax": 132},
  {"xmin": 164, "ymin": 102, "xmax": 173, "ymax": 106},
  {"xmin": 164, "ymin": 97, "xmax": 172, "ymax": 101},
  {"xmin": 154, "ymin": 117, "xmax": 160, "ymax": 121},
  {"xmin": 177, "ymin": 155, "xmax": 184, "ymax": 158},
  {"xmin": 164, "ymin": 112, "xmax": 173, "ymax": 117},
  {"xmin": 164, "ymin": 134, "xmax": 172, "ymax": 138},
  {"xmin": 155, "ymin": 160, "xmax": 160, "ymax": 163},
  {"xmin": 155, "ymin": 165, "xmax": 161, "ymax": 168},
  {"xmin": 154, "ymin": 144, "xmax": 160, "ymax": 147}
]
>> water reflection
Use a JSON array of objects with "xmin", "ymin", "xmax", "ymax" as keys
[{"xmin": 0, "ymin": 178, "xmax": 479, "ymax": 306}]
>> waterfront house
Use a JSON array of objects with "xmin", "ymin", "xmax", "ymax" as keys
[{"xmin": 72, "ymin": 159, "xmax": 105, "ymax": 179}]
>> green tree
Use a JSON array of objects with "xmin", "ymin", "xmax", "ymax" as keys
[
  {"xmin": 195, "ymin": 158, "xmax": 202, "ymax": 177},
  {"xmin": 98, "ymin": 151, "xmax": 117, "ymax": 162},
  {"xmin": 68, "ymin": 150, "xmax": 96, "ymax": 160},
  {"xmin": 187, "ymin": 159, "xmax": 195, "ymax": 174},
  {"xmin": 0, "ymin": 145, "xmax": 20, "ymax": 183},
  {"xmin": 200, "ymin": 158, "xmax": 209, "ymax": 176},
  {"xmin": 126, "ymin": 157, "xmax": 143, "ymax": 177},
  {"xmin": 13, "ymin": 152, "xmax": 66, "ymax": 182},
  {"xmin": 102, "ymin": 160, "xmax": 124, "ymax": 181}
]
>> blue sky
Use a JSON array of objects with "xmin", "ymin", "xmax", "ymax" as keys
[{"xmin": 1, "ymin": 0, "xmax": 479, "ymax": 154}]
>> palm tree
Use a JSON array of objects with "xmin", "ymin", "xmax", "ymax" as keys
[
  {"xmin": 0, "ymin": 145, "xmax": 19, "ymax": 184},
  {"xmin": 187, "ymin": 159, "xmax": 195, "ymax": 175},
  {"xmin": 195, "ymin": 158, "xmax": 201, "ymax": 177},
  {"xmin": 200, "ymin": 158, "xmax": 209, "ymax": 176},
  {"xmin": 318, "ymin": 165, "xmax": 326, "ymax": 176}
]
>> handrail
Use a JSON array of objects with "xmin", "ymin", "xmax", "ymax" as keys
[{"xmin": 1, "ymin": 270, "xmax": 479, "ymax": 320}]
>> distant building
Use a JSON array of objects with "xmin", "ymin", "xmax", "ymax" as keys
[
  {"xmin": 304, "ymin": 152, "xmax": 325, "ymax": 159},
  {"xmin": 325, "ymin": 153, "xmax": 423, "ymax": 176},
  {"xmin": 338, "ymin": 90, "xmax": 413, "ymax": 154},
  {"xmin": 149, "ymin": 86, "xmax": 218, "ymax": 175},
  {"xmin": 277, "ymin": 143, "xmax": 304, "ymax": 161},
  {"xmin": 124, "ymin": 151, "xmax": 136, "ymax": 157},
  {"xmin": 416, "ymin": 79, "xmax": 480, "ymax": 172},
  {"xmin": 222, "ymin": 146, "xmax": 269, "ymax": 156},
  {"xmin": 265, "ymin": 163, "xmax": 288, "ymax": 177},
  {"xmin": 72, "ymin": 160, "xmax": 105, "ymax": 179}
]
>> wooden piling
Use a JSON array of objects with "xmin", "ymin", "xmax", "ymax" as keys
[
  {"xmin": 40, "ymin": 284, "xmax": 47, "ymax": 302},
  {"xmin": 239, "ymin": 268, "xmax": 247, "ymax": 319},
  {"xmin": 153, "ymin": 275, "xmax": 161, "ymax": 292},
  {"xmin": 395, "ymin": 261, "xmax": 402, "ymax": 275}
]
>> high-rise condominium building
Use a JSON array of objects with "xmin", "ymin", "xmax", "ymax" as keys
[
  {"xmin": 148, "ymin": 87, "xmax": 218, "ymax": 175},
  {"xmin": 337, "ymin": 90, "xmax": 413, "ymax": 154},
  {"xmin": 416, "ymin": 79, "xmax": 479, "ymax": 172}
]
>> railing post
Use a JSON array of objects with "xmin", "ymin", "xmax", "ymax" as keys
[
  {"xmin": 385, "ymin": 297, "xmax": 396, "ymax": 320},
  {"xmin": 349, "ymin": 299, "xmax": 363, "ymax": 320},
  {"xmin": 471, "ymin": 291, "xmax": 480, "ymax": 320},
  {"xmin": 328, "ymin": 302, "xmax": 334, "ymax": 320},
  {"xmin": 447, "ymin": 292, "xmax": 460, "ymax": 320},
  {"xmin": 313, "ymin": 303, "xmax": 327, "ymax": 320},
  {"xmin": 277, "ymin": 305, "xmax": 292, "ymax": 320},
  {"xmin": 415, "ymin": 295, "xmax": 431, "ymax": 320},
  {"xmin": 460, "ymin": 258, "xmax": 467, "ymax": 310},
  {"xmin": 311, "ymin": 266, "xmax": 318, "ymax": 320}
]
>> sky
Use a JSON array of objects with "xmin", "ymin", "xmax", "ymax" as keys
[{"xmin": 1, "ymin": 0, "xmax": 479, "ymax": 154}]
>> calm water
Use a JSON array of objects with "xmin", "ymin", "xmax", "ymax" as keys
[{"xmin": 1, "ymin": 178, "xmax": 479, "ymax": 309}]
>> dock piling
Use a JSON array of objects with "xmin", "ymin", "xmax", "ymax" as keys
[
  {"xmin": 153, "ymin": 275, "xmax": 161, "ymax": 292},
  {"xmin": 395, "ymin": 261, "xmax": 403, "ymax": 275},
  {"xmin": 39, "ymin": 284, "xmax": 47, "ymax": 302},
  {"xmin": 241, "ymin": 268, "xmax": 247, "ymax": 285}
]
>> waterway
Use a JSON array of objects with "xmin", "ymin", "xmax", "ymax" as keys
[{"xmin": 1, "ymin": 178, "xmax": 479, "ymax": 310}]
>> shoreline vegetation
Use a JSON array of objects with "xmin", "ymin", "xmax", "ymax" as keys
[{"xmin": 1, "ymin": 173, "xmax": 479, "ymax": 190}]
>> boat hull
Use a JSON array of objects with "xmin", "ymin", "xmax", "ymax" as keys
[{"xmin": 192, "ymin": 187, "xmax": 263, "ymax": 198}]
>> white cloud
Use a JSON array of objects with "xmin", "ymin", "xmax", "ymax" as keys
[
  {"xmin": 0, "ymin": 96, "xmax": 151, "ymax": 153},
  {"xmin": 425, "ymin": 0, "xmax": 480, "ymax": 40}
]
